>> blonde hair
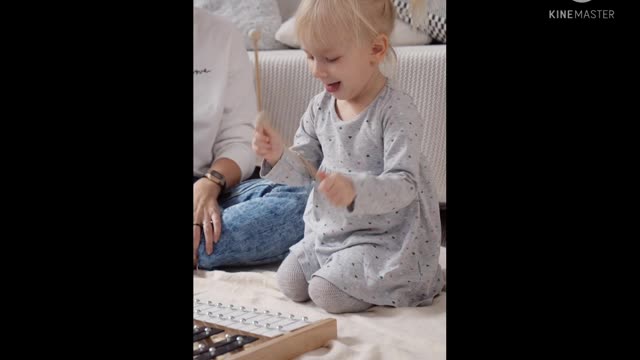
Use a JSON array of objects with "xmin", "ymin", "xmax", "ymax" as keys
[{"xmin": 295, "ymin": 0, "xmax": 398, "ymax": 77}]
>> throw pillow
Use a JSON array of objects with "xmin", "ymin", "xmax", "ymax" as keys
[{"xmin": 392, "ymin": 0, "xmax": 446, "ymax": 43}]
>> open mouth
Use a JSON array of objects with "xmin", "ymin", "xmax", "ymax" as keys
[{"xmin": 325, "ymin": 81, "xmax": 341, "ymax": 93}]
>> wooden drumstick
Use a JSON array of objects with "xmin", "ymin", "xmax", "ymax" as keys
[
  {"xmin": 249, "ymin": 29, "xmax": 263, "ymax": 112},
  {"xmin": 249, "ymin": 29, "xmax": 274, "ymax": 131},
  {"xmin": 295, "ymin": 151, "xmax": 319, "ymax": 179},
  {"xmin": 249, "ymin": 28, "xmax": 276, "ymax": 137},
  {"xmin": 249, "ymin": 29, "xmax": 318, "ymax": 179}
]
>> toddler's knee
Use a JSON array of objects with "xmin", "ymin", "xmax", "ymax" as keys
[
  {"xmin": 276, "ymin": 256, "xmax": 310, "ymax": 302},
  {"xmin": 308, "ymin": 277, "xmax": 347, "ymax": 314},
  {"xmin": 309, "ymin": 277, "xmax": 373, "ymax": 314}
]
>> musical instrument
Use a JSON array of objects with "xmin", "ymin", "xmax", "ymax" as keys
[
  {"xmin": 248, "ymin": 28, "xmax": 318, "ymax": 180},
  {"xmin": 193, "ymin": 297, "xmax": 337, "ymax": 359}
]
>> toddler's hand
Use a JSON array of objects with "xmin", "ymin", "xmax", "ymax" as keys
[
  {"xmin": 252, "ymin": 112, "xmax": 284, "ymax": 166},
  {"xmin": 317, "ymin": 171, "xmax": 356, "ymax": 208}
]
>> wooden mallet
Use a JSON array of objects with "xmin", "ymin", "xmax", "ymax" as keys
[{"xmin": 249, "ymin": 28, "xmax": 318, "ymax": 179}]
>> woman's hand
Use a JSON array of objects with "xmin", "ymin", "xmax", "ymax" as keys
[{"xmin": 193, "ymin": 178, "xmax": 223, "ymax": 267}]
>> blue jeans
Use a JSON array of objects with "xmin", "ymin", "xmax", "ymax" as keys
[{"xmin": 194, "ymin": 177, "xmax": 310, "ymax": 270}]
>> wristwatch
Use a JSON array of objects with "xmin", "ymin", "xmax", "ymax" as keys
[{"xmin": 204, "ymin": 170, "xmax": 226, "ymax": 190}]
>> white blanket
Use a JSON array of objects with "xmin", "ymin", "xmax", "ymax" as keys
[{"xmin": 194, "ymin": 247, "xmax": 446, "ymax": 359}]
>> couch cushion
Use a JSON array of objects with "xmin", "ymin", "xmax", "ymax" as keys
[
  {"xmin": 194, "ymin": 0, "xmax": 287, "ymax": 50},
  {"xmin": 275, "ymin": 0, "xmax": 300, "ymax": 21}
]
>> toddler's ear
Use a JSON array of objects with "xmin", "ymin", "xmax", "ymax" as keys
[{"xmin": 371, "ymin": 33, "xmax": 389, "ymax": 64}]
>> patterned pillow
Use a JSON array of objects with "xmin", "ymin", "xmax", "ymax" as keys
[
  {"xmin": 392, "ymin": 0, "xmax": 446, "ymax": 44},
  {"xmin": 194, "ymin": 0, "xmax": 287, "ymax": 50}
]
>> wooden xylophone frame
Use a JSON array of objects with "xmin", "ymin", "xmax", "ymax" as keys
[{"xmin": 193, "ymin": 316, "xmax": 336, "ymax": 359}]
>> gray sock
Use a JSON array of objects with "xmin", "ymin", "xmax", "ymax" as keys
[
  {"xmin": 276, "ymin": 255, "xmax": 310, "ymax": 302},
  {"xmin": 308, "ymin": 276, "xmax": 373, "ymax": 314}
]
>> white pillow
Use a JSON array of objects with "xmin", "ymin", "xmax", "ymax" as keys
[
  {"xmin": 275, "ymin": 17, "xmax": 432, "ymax": 48},
  {"xmin": 194, "ymin": 0, "xmax": 287, "ymax": 50},
  {"xmin": 390, "ymin": 19, "xmax": 432, "ymax": 46},
  {"xmin": 274, "ymin": 17, "xmax": 299, "ymax": 48}
]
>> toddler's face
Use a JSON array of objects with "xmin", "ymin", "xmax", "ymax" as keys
[{"xmin": 303, "ymin": 41, "xmax": 378, "ymax": 103}]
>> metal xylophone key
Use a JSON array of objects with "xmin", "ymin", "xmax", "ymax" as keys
[
  {"xmin": 193, "ymin": 325, "xmax": 224, "ymax": 342},
  {"xmin": 195, "ymin": 301, "xmax": 307, "ymax": 334},
  {"xmin": 193, "ymin": 331, "xmax": 258, "ymax": 359}
]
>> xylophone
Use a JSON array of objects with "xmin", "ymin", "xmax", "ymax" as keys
[{"xmin": 193, "ymin": 297, "xmax": 337, "ymax": 360}]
